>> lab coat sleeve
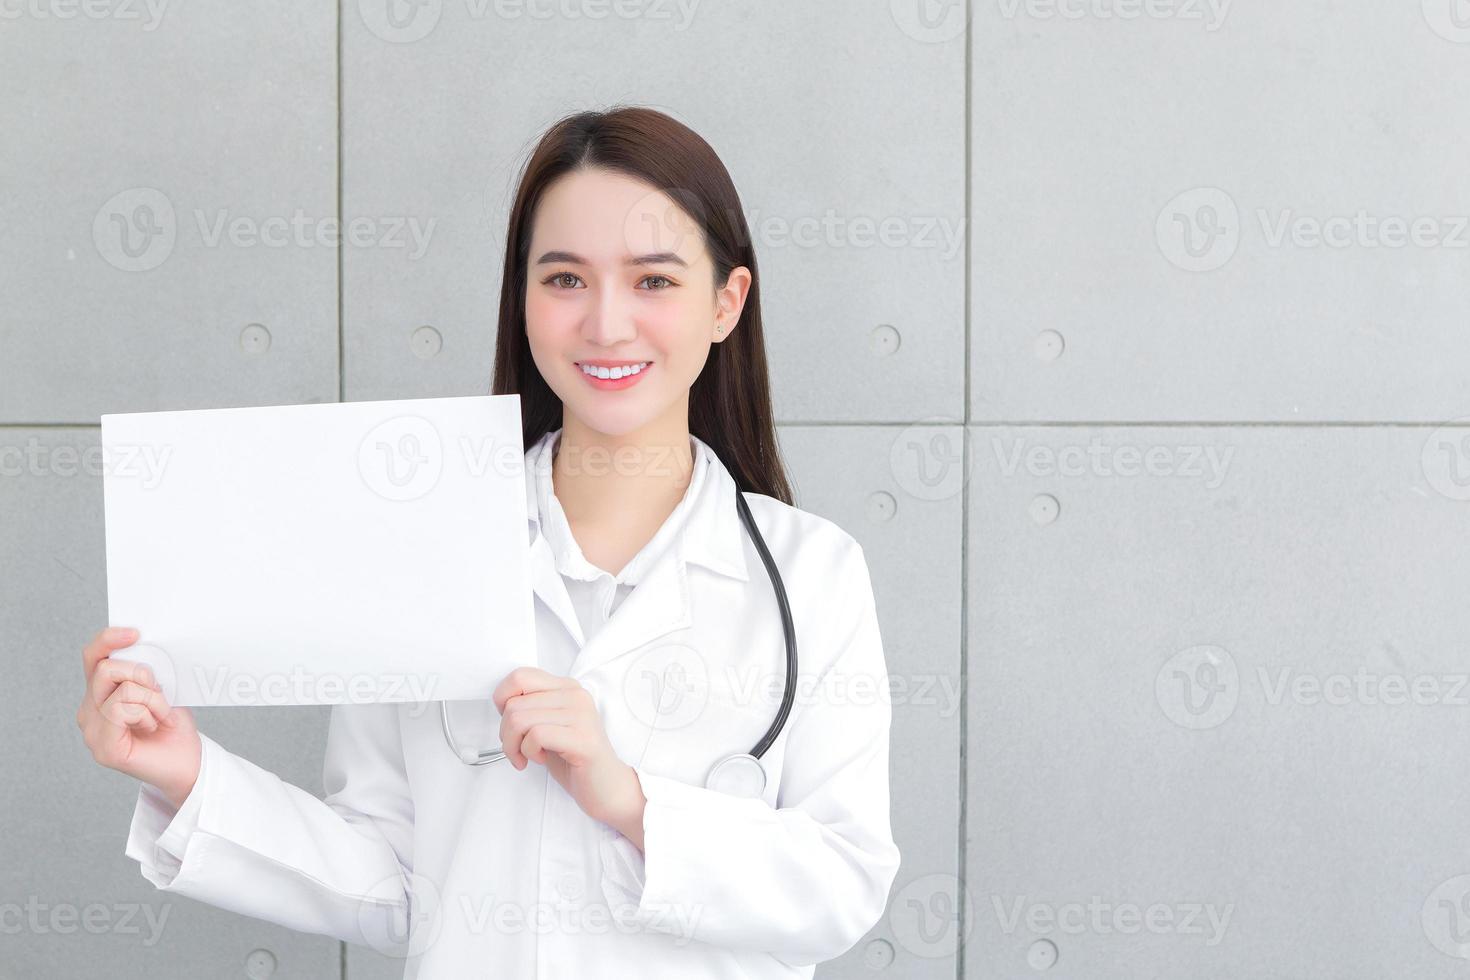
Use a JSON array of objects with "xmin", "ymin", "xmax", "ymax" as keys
[
  {"xmin": 123, "ymin": 703, "xmax": 417, "ymax": 952},
  {"xmin": 598, "ymin": 540, "xmax": 902, "ymax": 966}
]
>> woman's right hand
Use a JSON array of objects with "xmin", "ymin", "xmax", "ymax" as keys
[{"xmin": 78, "ymin": 626, "xmax": 202, "ymax": 810}]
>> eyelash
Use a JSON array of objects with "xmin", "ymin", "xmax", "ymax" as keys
[{"xmin": 541, "ymin": 271, "xmax": 676, "ymax": 291}]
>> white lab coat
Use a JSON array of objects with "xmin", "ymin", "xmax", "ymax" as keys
[{"xmin": 124, "ymin": 431, "xmax": 902, "ymax": 979}]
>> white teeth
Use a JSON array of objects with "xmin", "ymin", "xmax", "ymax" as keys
[{"xmin": 581, "ymin": 361, "xmax": 650, "ymax": 380}]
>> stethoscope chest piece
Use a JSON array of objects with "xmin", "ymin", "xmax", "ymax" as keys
[{"xmin": 705, "ymin": 753, "xmax": 766, "ymax": 798}]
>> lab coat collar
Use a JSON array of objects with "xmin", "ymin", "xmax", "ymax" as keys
[{"xmin": 521, "ymin": 428, "xmax": 750, "ymax": 677}]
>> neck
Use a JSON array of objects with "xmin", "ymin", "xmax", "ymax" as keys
[{"xmin": 551, "ymin": 413, "xmax": 695, "ymax": 533}]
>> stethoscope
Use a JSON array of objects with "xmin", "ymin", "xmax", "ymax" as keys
[{"xmin": 440, "ymin": 488, "xmax": 797, "ymax": 799}]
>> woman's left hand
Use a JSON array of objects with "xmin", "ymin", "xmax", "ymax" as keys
[{"xmin": 492, "ymin": 666, "xmax": 645, "ymax": 837}]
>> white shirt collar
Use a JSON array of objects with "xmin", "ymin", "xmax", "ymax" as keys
[{"xmin": 523, "ymin": 427, "xmax": 750, "ymax": 585}]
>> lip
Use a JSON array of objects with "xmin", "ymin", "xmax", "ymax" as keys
[{"xmin": 575, "ymin": 359, "xmax": 652, "ymax": 391}]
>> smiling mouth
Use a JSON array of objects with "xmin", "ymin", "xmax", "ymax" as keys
[{"xmin": 576, "ymin": 360, "xmax": 653, "ymax": 381}]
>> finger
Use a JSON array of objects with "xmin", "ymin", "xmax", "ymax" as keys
[
  {"xmin": 521, "ymin": 723, "xmax": 579, "ymax": 767},
  {"xmin": 101, "ymin": 681, "xmax": 170, "ymax": 732},
  {"xmin": 502, "ymin": 708, "xmax": 574, "ymax": 769},
  {"xmin": 83, "ymin": 626, "xmax": 141, "ymax": 678},
  {"xmin": 90, "ymin": 658, "xmax": 159, "ymax": 713},
  {"xmin": 492, "ymin": 667, "xmax": 577, "ymax": 716},
  {"xmin": 500, "ymin": 688, "xmax": 580, "ymax": 717}
]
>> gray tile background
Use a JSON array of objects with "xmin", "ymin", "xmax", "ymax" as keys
[{"xmin": 5, "ymin": 1, "xmax": 1468, "ymax": 977}]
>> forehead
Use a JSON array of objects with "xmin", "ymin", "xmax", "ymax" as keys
[{"xmin": 530, "ymin": 168, "xmax": 708, "ymax": 266}]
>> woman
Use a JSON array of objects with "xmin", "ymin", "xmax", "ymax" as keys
[{"xmin": 78, "ymin": 106, "xmax": 901, "ymax": 979}]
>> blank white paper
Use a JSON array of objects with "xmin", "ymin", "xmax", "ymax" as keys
[{"xmin": 100, "ymin": 394, "xmax": 535, "ymax": 707}]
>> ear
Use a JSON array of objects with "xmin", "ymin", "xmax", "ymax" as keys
[{"xmin": 713, "ymin": 265, "xmax": 753, "ymax": 343}]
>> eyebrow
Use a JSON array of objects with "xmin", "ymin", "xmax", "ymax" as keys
[{"xmin": 534, "ymin": 250, "xmax": 688, "ymax": 268}]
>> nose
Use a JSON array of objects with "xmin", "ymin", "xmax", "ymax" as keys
[{"xmin": 581, "ymin": 284, "xmax": 638, "ymax": 347}]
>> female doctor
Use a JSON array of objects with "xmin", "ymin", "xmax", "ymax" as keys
[{"xmin": 77, "ymin": 105, "xmax": 901, "ymax": 979}]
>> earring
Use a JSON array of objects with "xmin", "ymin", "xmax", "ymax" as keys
[{"xmin": 717, "ymin": 322, "xmax": 725, "ymax": 334}]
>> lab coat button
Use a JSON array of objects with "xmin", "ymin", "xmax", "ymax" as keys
[{"xmin": 558, "ymin": 871, "xmax": 584, "ymax": 901}]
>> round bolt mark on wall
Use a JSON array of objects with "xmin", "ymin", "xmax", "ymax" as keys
[
  {"xmin": 1034, "ymin": 329, "xmax": 1065, "ymax": 362},
  {"xmin": 244, "ymin": 949, "xmax": 277, "ymax": 980},
  {"xmin": 411, "ymin": 324, "xmax": 443, "ymax": 359},
  {"xmin": 1156, "ymin": 187, "xmax": 1240, "ymax": 273},
  {"xmin": 1028, "ymin": 493, "xmax": 1059, "ymax": 526},
  {"xmin": 870, "ymin": 323, "xmax": 901, "ymax": 356},
  {"xmin": 240, "ymin": 323, "xmax": 272, "ymax": 354},
  {"xmin": 1155, "ymin": 644, "xmax": 1239, "ymax": 730},
  {"xmin": 94, "ymin": 187, "xmax": 176, "ymax": 273},
  {"xmin": 1027, "ymin": 938, "xmax": 1059, "ymax": 971}
]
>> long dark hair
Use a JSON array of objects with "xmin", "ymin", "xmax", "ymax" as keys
[{"xmin": 491, "ymin": 105, "xmax": 793, "ymax": 506}]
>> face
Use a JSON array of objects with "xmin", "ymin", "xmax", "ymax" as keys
[{"xmin": 523, "ymin": 167, "xmax": 750, "ymax": 439}]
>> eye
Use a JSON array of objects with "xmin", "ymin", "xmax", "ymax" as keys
[
  {"xmin": 542, "ymin": 270, "xmax": 583, "ymax": 289},
  {"xmin": 639, "ymin": 274, "xmax": 677, "ymax": 290}
]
